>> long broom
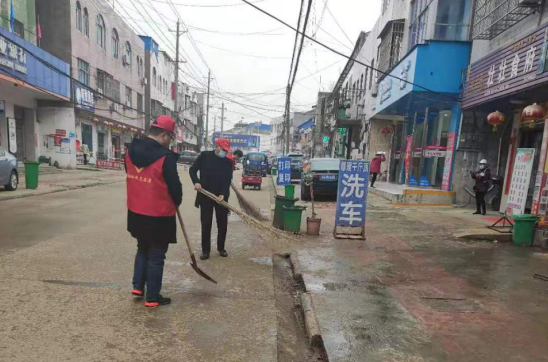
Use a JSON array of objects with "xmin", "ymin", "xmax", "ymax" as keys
[
  {"xmin": 230, "ymin": 183, "xmax": 269, "ymax": 222},
  {"xmin": 198, "ymin": 188, "xmax": 298, "ymax": 243}
]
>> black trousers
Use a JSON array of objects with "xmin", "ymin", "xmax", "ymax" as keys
[
  {"xmin": 371, "ymin": 172, "xmax": 378, "ymax": 187},
  {"xmin": 200, "ymin": 200, "xmax": 228, "ymax": 254},
  {"xmin": 475, "ymin": 191, "xmax": 486, "ymax": 214}
]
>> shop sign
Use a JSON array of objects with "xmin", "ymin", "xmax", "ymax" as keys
[
  {"xmin": 322, "ymin": 136, "xmax": 330, "ymax": 143},
  {"xmin": 441, "ymin": 132, "xmax": 457, "ymax": 191},
  {"xmin": 7, "ymin": 117, "xmax": 16, "ymax": 154},
  {"xmin": 463, "ymin": 26, "xmax": 548, "ymax": 109},
  {"xmin": 413, "ymin": 151, "xmax": 422, "ymax": 158},
  {"xmin": 394, "ymin": 152, "xmax": 401, "ymax": 160},
  {"xmin": 506, "ymin": 148, "xmax": 536, "ymax": 215},
  {"xmin": 74, "ymin": 84, "xmax": 95, "ymax": 112},
  {"xmin": 56, "ymin": 129, "xmax": 67, "ymax": 137},
  {"xmin": 423, "ymin": 150, "xmax": 447, "ymax": 158},
  {"xmin": 96, "ymin": 160, "xmax": 124, "ymax": 170},
  {"xmin": 335, "ymin": 160, "xmax": 369, "ymax": 228},
  {"xmin": 0, "ymin": 35, "xmax": 27, "ymax": 74},
  {"xmin": 276, "ymin": 157, "xmax": 291, "ymax": 186}
]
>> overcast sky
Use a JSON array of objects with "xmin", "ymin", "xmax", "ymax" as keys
[{"xmin": 116, "ymin": 0, "xmax": 381, "ymax": 131}]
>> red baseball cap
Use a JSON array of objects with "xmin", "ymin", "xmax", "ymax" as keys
[
  {"xmin": 151, "ymin": 115, "xmax": 175, "ymax": 135},
  {"xmin": 216, "ymin": 138, "xmax": 231, "ymax": 152}
]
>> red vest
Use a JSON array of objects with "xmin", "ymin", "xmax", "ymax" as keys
[{"xmin": 126, "ymin": 154, "xmax": 176, "ymax": 217}]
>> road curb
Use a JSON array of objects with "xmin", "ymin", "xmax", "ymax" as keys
[
  {"xmin": 0, "ymin": 180, "xmax": 124, "ymax": 202},
  {"xmin": 300, "ymin": 292, "xmax": 323, "ymax": 348},
  {"xmin": 289, "ymin": 251, "xmax": 303, "ymax": 285}
]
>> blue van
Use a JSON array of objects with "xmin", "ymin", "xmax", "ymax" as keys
[{"xmin": 244, "ymin": 152, "xmax": 268, "ymax": 177}]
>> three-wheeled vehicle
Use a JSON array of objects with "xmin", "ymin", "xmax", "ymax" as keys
[{"xmin": 242, "ymin": 156, "xmax": 263, "ymax": 190}]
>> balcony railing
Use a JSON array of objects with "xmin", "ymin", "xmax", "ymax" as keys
[{"xmin": 473, "ymin": 0, "xmax": 543, "ymax": 40}]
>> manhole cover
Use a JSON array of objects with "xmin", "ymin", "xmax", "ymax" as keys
[{"xmin": 421, "ymin": 297, "xmax": 485, "ymax": 313}]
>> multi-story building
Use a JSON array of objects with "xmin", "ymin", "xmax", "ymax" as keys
[
  {"xmin": 0, "ymin": 0, "xmax": 71, "ymax": 166},
  {"xmin": 37, "ymin": 0, "xmax": 146, "ymax": 166},
  {"xmin": 461, "ymin": 0, "xmax": 548, "ymax": 215},
  {"xmin": 179, "ymin": 83, "xmax": 200, "ymax": 152}
]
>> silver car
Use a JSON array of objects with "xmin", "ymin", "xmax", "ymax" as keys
[{"xmin": 0, "ymin": 147, "xmax": 18, "ymax": 191}]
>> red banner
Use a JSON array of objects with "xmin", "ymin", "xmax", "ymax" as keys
[
  {"xmin": 405, "ymin": 135, "xmax": 413, "ymax": 183},
  {"xmin": 96, "ymin": 160, "xmax": 124, "ymax": 170}
]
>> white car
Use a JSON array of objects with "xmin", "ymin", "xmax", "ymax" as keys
[{"xmin": 0, "ymin": 147, "xmax": 18, "ymax": 191}]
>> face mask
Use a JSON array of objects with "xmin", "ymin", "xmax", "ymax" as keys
[
  {"xmin": 479, "ymin": 164, "xmax": 486, "ymax": 170},
  {"xmin": 218, "ymin": 150, "xmax": 227, "ymax": 158}
]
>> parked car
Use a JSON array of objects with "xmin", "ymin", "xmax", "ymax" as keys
[
  {"xmin": 0, "ymin": 147, "xmax": 18, "ymax": 191},
  {"xmin": 300, "ymin": 158, "xmax": 340, "ymax": 201},
  {"xmin": 178, "ymin": 151, "xmax": 198, "ymax": 165},
  {"xmin": 288, "ymin": 153, "xmax": 304, "ymax": 180}
]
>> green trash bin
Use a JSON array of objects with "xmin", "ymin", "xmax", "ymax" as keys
[
  {"xmin": 283, "ymin": 205, "xmax": 307, "ymax": 233},
  {"xmin": 24, "ymin": 161, "xmax": 40, "ymax": 190},
  {"xmin": 512, "ymin": 214, "xmax": 538, "ymax": 246},
  {"xmin": 285, "ymin": 184, "xmax": 295, "ymax": 198},
  {"xmin": 271, "ymin": 167, "xmax": 277, "ymax": 176},
  {"xmin": 273, "ymin": 195, "xmax": 297, "ymax": 230}
]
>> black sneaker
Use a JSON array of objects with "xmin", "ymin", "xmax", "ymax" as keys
[
  {"xmin": 145, "ymin": 295, "xmax": 171, "ymax": 308},
  {"xmin": 218, "ymin": 250, "xmax": 228, "ymax": 257},
  {"xmin": 200, "ymin": 253, "xmax": 210, "ymax": 260}
]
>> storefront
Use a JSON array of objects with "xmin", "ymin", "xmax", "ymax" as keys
[
  {"xmin": 462, "ymin": 23, "xmax": 548, "ymax": 216},
  {"xmin": 374, "ymin": 41, "xmax": 471, "ymax": 189}
]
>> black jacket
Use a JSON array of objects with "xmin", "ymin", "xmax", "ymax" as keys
[
  {"xmin": 126, "ymin": 137, "xmax": 182, "ymax": 245},
  {"xmin": 471, "ymin": 167, "xmax": 491, "ymax": 193},
  {"xmin": 189, "ymin": 150, "xmax": 233, "ymax": 208}
]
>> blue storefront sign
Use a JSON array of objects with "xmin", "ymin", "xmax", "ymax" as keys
[
  {"xmin": 74, "ymin": 84, "xmax": 95, "ymax": 112},
  {"xmin": 0, "ymin": 27, "xmax": 70, "ymax": 100},
  {"xmin": 276, "ymin": 157, "xmax": 291, "ymax": 186},
  {"xmin": 212, "ymin": 133, "xmax": 260, "ymax": 149},
  {"xmin": 335, "ymin": 160, "xmax": 370, "ymax": 228}
]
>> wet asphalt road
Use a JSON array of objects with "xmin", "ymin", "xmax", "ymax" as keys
[{"xmin": 0, "ymin": 168, "xmax": 279, "ymax": 362}]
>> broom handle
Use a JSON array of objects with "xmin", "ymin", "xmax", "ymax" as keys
[{"xmin": 176, "ymin": 208, "xmax": 194, "ymax": 256}]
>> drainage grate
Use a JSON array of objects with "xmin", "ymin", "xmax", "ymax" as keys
[{"xmin": 421, "ymin": 297, "xmax": 485, "ymax": 313}]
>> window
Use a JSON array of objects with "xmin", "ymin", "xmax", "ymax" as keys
[
  {"xmin": 83, "ymin": 8, "xmax": 89, "ymax": 37},
  {"xmin": 369, "ymin": 59, "xmax": 375, "ymax": 89},
  {"xmin": 159, "ymin": 76, "xmax": 162, "ymax": 91},
  {"xmin": 153, "ymin": 68, "xmax": 157, "ymax": 87},
  {"xmin": 96, "ymin": 69, "xmax": 106, "ymax": 94},
  {"xmin": 78, "ymin": 58, "xmax": 90, "ymax": 86},
  {"xmin": 124, "ymin": 42, "xmax": 132, "ymax": 68},
  {"xmin": 137, "ymin": 93, "xmax": 143, "ymax": 112},
  {"xmin": 13, "ymin": 19, "xmax": 24, "ymax": 39},
  {"xmin": 136, "ymin": 56, "xmax": 141, "ymax": 76},
  {"xmin": 378, "ymin": 20, "xmax": 405, "ymax": 74},
  {"xmin": 434, "ymin": 0, "xmax": 472, "ymax": 41},
  {"xmin": 360, "ymin": 74, "xmax": 364, "ymax": 98},
  {"xmin": 125, "ymin": 87, "xmax": 132, "ymax": 107},
  {"xmin": 409, "ymin": 0, "xmax": 429, "ymax": 49},
  {"xmin": 76, "ymin": 2, "xmax": 82, "ymax": 31},
  {"xmin": 96, "ymin": 15, "xmax": 106, "ymax": 49},
  {"xmin": 139, "ymin": 58, "xmax": 144, "ymax": 78},
  {"xmin": 112, "ymin": 28, "xmax": 119, "ymax": 58},
  {"xmin": 364, "ymin": 68, "xmax": 368, "ymax": 95}
]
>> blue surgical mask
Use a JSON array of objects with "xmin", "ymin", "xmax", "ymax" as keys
[{"xmin": 218, "ymin": 150, "xmax": 227, "ymax": 158}]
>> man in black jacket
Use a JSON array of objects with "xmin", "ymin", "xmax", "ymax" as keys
[
  {"xmin": 471, "ymin": 159, "xmax": 491, "ymax": 215},
  {"xmin": 126, "ymin": 116, "xmax": 182, "ymax": 307},
  {"xmin": 189, "ymin": 138, "xmax": 233, "ymax": 260}
]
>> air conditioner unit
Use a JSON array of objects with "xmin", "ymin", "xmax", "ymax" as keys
[
  {"xmin": 142, "ymin": 77, "xmax": 148, "ymax": 86},
  {"xmin": 371, "ymin": 83, "xmax": 378, "ymax": 97}
]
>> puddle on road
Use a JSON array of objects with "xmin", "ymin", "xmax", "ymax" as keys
[{"xmin": 250, "ymin": 257, "xmax": 273, "ymax": 266}]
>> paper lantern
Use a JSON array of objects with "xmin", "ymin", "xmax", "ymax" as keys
[
  {"xmin": 487, "ymin": 111, "xmax": 505, "ymax": 132},
  {"xmin": 92, "ymin": 117, "xmax": 99, "ymax": 123},
  {"xmin": 522, "ymin": 103, "xmax": 546, "ymax": 121}
]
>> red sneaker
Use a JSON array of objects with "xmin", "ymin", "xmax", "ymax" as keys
[
  {"xmin": 145, "ymin": 296, "xmax": 172, "ymax": 308},
  {"xmin": 131, "ymin": 289, "xmax": 144, "ymax": 297}
]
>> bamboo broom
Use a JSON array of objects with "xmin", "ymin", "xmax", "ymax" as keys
[{"xmin": 198, "ymin": 188, "xmax": 299, "ymax": 242}]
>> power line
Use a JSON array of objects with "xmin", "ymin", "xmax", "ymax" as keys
[
  {"xmin": 287, "ymin": 0, "xmax": 305, "ymax": 88},
  {"xmin": 149, "ymin": 0, "xmax": 266, "ymax": 7},
  {"xmin": 322, "ymin": 0, "xmax": 353, "ymax": 46},
  {"xmin": 193, "ymin": 39, "xmax": 290, "ymax": 59},
  {"xmin": 240, "ymin": 0, "xmax": 460, "ymax": 101}
]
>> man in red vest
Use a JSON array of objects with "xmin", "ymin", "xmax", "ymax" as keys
[{"xmin": 126, "ymin": 115, "xmax": 182, "ymax": 308}]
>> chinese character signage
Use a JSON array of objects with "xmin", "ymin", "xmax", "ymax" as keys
[
  {"xmin": 0, "ymin": 35, "xmax": 27, "ymax": 74},
  {"xmin": 506, "ymin": 148, "xmax": 536, "ymax": 216},
  {"xmin": 277, "ymin": 157, "xmax": 291, "ymax": 186},
  {"xmin": 335, "ymin": 160, "xmax": 369, "ymax": 228},
  {"xmin": 74, "ymin": 84, "xmax": 95, "ymax": 112},
  {"xmin": 212, "ymin": 133, "xmax": 259, "ymax": 149},
  {"xmin": 463, "ymin": 25, "xmax": 548, "ymax": 109}
]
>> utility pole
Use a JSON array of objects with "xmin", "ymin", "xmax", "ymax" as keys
[
  {"xmin": 205, "ymin": 70, "xmax": 211, "ymax": 150},
  {"xmin": 285, "ymin": 85, "xmax": 291, "ymax": 155},
  {"xmin": 221, "ymin": 102, "xmax": 225, "ymax": 137},
  {"xmin": 174, "ymin": 21, "xmax": 180, "ymax": 117}
]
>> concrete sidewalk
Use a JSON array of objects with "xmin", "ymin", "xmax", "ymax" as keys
[
  {"xmin": 292, "ymin": 194, "xmax": 548, "ymax": 361},
  {"xmin": 0, "ymin": 167, "xmax": 126, "ymax": 202}
]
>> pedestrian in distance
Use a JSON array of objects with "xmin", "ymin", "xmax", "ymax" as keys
[
  {"xmin": 227, "ymin": 149, "xmax": 244, "ymax": 170},
  {"xmin": 126, "ymin": 116, "xmax": 182, "ymax": 308},
  {"xmin": 370, "ymin": 152, "xmax": 386, "ymax": 188},
  {"xmin": 190, "ymin": 138, "xmax": 234, "ymax": 260},
  {"xmin": 471, "ymin": 159, "xmax": 491, "ymax": 215}
]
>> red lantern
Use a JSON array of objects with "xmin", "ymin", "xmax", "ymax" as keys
[
  {"xmin": 522, "ymin": 103, "xmax": 546, "ymax": 121},
  {"xmin": 92, "ymin": 117, "xmax": 99, "ymax": 123},
  {"xmin": 487, "ymin": 111, "xmax": 505, "ymax": 132}
]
